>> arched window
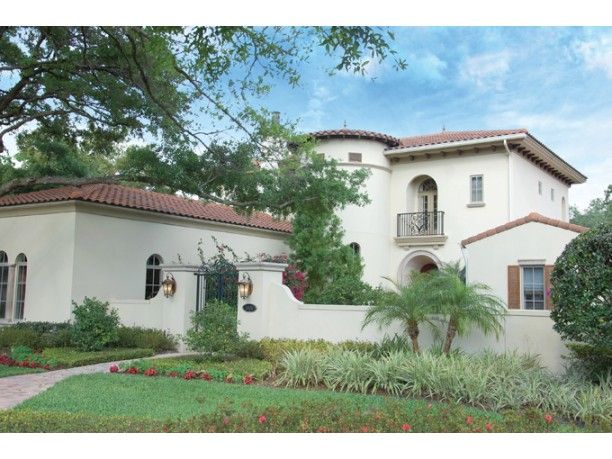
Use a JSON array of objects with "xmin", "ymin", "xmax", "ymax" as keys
[
  {"xmin": 349, "ymin": 242, "xmax": 361, "ymax": 256},
  {"xmin": 0, "ymin": 251, "xmax": 8, "ymax": 319},
  {"xmin": 145, "ymin": 254, "xmax": 163, "ymax": 299},
  {"xmin": 14, "ymin": 253, "xmax": 27, "ymax": 320}
]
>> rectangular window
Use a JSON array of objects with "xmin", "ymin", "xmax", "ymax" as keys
[
  {"xmin": 538, "ymin": 181, "xmax": 542, "ymax": 195},
  {"xmin": 470, "ymin": 175, "xmax": 483, "ymax": 202},
  {"xmin": 550, "ymin": 188, "xmax": 555, "ymax": 201},
  {"xmin": 348, "ymin": 152, "xmax": 362, "ymax": 163},
  {"xmin": 522, "ymin": 266, "xmax": 545, "ymax": 310}
]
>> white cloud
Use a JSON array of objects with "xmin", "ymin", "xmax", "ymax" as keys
[
  {"xmin": 302, "ymin": 82, "xmax": 338, "ymax": 128},
  {"xmin": 409, "ymin": 52, "xmax": 447, "ymax": 81},
  {"xmin": 574, "ymin": 33, "xmax": 612, "ymax": 79},
  {"xmin": 459, "ymin": 51, "xmax": 511, "ymax": 89}
]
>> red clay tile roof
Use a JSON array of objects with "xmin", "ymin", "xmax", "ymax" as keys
[
  {"xmin": 0, "ymin": 184, "xmax": 292, "ymax": 234},
  {"xmin": 461, "ymin": 212, "xmax": 588, "ymax": 247},
  {"xmin": 310, "ymin": 129, "xmax": 401, "ymax": 147},
  {"xmin": 396, "ymin": 129, "xmax": 528, "ymax": 149}
]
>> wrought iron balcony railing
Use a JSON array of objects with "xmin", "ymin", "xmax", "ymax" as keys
[{"xmin": 397, "ymin": 211, "xmax": 445, "ymax": 237}]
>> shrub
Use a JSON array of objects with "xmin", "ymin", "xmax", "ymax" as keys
[
  {"xmin": 564, "ymin": 343, "xmax": 612, "ymax": 383},
  {"xmin": 184, "ymin": 300, "xmax": 241, "ymax": 357},
  {"xmin": 303, "ymin": 276, "xmax": 382, "ymax": 306},
  {"xmin": 0, "ymin": 327, "xmax": 42, "ymax": 350},
  {"xmin": 116, "ymin": 326, "xmax": 177, "ymax": 352},
  {"xmin": 71, "ymin": 297, "xmax": 120, "ymax": 352},
  {"xmin": 253, "ymin": 338, "xmax": 332, "ymax": 367},
  {"xmin": 276, "ymin": 348, "xmax": 324, "ymax": 387},
  {"xmin": 550, "ymin": 223, "xmax": 611, "ymax": 349},
  {"xmin": 0, "ymin": 322, "xmax": 73, "ymax": 350}
]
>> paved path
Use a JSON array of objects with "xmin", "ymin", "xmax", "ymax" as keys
[{"xmin": 0, "ymin": 352, "xmax": 187, "ymax": 410}]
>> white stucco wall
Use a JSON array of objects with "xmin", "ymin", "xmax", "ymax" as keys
[
  {"xmin": 510, "ymin": 151, "xmax": 570, "ymax": 221},
  {"xmin": 238, "ymin": 275, "xmax": 571, "ymax": 373},
  {"xmin": 0, "ymin": 204, "xmax": 76, "ymax": 322},
  {"xmin": 464, "ymin": 221, "xmax": 580, "ymax": 303},
  {"xmin": 71, "ymin": 203, "xmax": 290, "ymax": 304},
  {"xmin": 315, "ymin": 139, "xmax": 392, "ymax": 285}
]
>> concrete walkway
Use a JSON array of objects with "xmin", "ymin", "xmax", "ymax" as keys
[{"xmin": 0, "ymin": 352, "xmax": 187, "ymax": 410}]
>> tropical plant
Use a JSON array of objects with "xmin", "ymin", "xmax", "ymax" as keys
[
  {"xmin": 361, "ymin": 273, "xmax": 438, "ymax": 353},
  {"xmin": 184, "ymin": 300, "xmax": 243, "ymax": 357},
  {"xmin": 428, "ymin": 262, "xmax": 506, "ymax": 355}
]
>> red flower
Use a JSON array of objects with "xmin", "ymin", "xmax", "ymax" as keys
[
  {"xmin": 127, "ymin": 367, "xmax": 139, "ymax": 374},
  {"xmin": 29, "ymin": 361, "xmax": 38, "ymax": 368},
  {"xmin": 243, "ymin": 374, "xmax": 254, "ymax": 385},
  {"xmin": 401, "ymin": 423, "xmax": 411, "ymax": 432},
  {"xmin": 144, "ymin": 368, "xmax": 157, "ymax": 377},
  {"xmin": 184, "ymin": 370, "xmax": 196, "ymax": 380},
  {"xmin": 162, "ymin": 425, "xmax": 169, "ymax": 433},
  {"xmin": 109, "ymin": 365, "xmax": 119, "ymax": 373},
  {"xmin": 258, "ymin": 415, "xmax": 267, "ymax": 424},
  {"xmin": 485, "ymin": 423, "xmax": 493, "ymax": 432},
  {"xmin": 223, "ymin": 416, "xmax": 230, "ymax": 426},
  {"xmin": 544, "ymin": 414, "xmax": 554, "ymax": 424},
  {"xmin": 168, "ymin": 371, "xmax": 178, "ymax": 378},
  {"xmin": 466, "ymin": 416, "xmax": 474, "ymax": 425},
  {"xmin": 360, "ymin": 426, "xmax": 369, "ymax": 433},
  {"xmin": 43, "ymin": 364, "xmax": 50, "ymax": 370},
  {"xmin": 201, "ymin": 372, "xmax": 212, "ymax": 381}
]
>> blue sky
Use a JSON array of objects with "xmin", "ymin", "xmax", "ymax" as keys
[{"xmin": 260, "ymin": 27, "xmax": 612, "ymax": 210}]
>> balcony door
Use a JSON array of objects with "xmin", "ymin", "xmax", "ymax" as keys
[{"xmin": 417, "ymin": 178, "xmax": 438, "ymax": 233}]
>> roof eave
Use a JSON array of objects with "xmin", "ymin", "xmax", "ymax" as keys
[{"xmin": 384, "ymin": 133, "xmax": 528, "ymax": 156}]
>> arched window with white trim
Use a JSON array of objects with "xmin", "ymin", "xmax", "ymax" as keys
[
  {"xmin": 0, "ymin": 251, "xmax": 8, "ymax": 319},
  {"xmin": 145, "ymin": 254, "xmax": 163, "ymax": 299},
  {"xmin": 14, "ymin": 253, "xmax": 27, "ymax": 320}
]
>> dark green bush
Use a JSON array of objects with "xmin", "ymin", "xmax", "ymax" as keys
[
  {"xmin": 184, "ymin": 300, "xmax": 242, "ymax": 357},
  {"xmin": 565, "ymin": 343, "xmax": 612, "ymax": 383},
  {"xmin": 550, "ymin": 223, "xmax": 611, "ymax": 349},
  {"xmin": 0, "ymin": 322, "xmax": 72, "ymax": 350},
  {"xmin": 0, "ymin": 326, "xmax": 42, "ymax": 350},
  {"xmin": 116, "ymin": 326, "xmax": 177, "ymax": 352},
  {"xmin": 303, "ymin": 276, "xmax": 383, "ymax": 305},
  {"xmin": 71, "ymin": 297, "xmax": 120, "ymax": 351}
]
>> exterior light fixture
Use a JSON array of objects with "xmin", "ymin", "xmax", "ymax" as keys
[
  {"xmin": 161, "ymin": 274, "xmax": 177, "ymax": 298},
  {"xmin": 237, "ymin": 273, "xmax": 253, "ymax": 299}
]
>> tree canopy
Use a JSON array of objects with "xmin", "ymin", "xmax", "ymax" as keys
[
  {"xmin": 570, "ymin": 185, "xmax": 612, "ymax": 228},
  {"xmin": 0, "ymin": 26, "xmax": 405, "ymax": 214}
]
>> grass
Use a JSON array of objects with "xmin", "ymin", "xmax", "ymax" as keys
[
  {"xmin": 42, "ymin": 347, "xmax": 155, "ymax": 367},
  {"xmin": 0, "ymin": 365, "xmax": 43, "ymax": 378},
  {"xmin": 130, "ymin": 356, "xmax": 273, "ymax": 379},
  {"xmin": 17, "ymin": 373, "xmax": 487, "ymax": 421},
  {"xmin": 8, "ymin": 373, "xmax": 596, "ymax": 432}
]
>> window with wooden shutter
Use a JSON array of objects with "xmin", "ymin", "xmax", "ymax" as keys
[
  {"xmin": 507, "ymin": 265, "xmax": 520, "ymax": 309},
  {"xmin": 544, "ymin": 265, "xmax": 554, "ymax": 310}
]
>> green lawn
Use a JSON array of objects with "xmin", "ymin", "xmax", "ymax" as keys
[
  {"xmin": 0, "ymin": 365, "xmax": 43, "ymax": 378},
  {"xmin": 128, "ymin": 356, "xmax": 273, "ymax": 379},
  {"xmin": 10, "ymin": 373, "xmax": 593, "ymax": 432}
]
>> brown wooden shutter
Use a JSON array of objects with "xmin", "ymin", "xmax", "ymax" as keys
[
  {"xmin": 544, "ymin": 265, "xmax": 554, "ymax": 310},
  {"xmin": 507, "ymin": 265, "xmax": 520, "ymax": 309}
]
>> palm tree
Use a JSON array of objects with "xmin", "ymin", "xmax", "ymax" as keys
[
  {"xmin": 429, "ymin": 262, "xmax": 506, "ymax": 355},
  {"xmin": 362, "ymin": 273, "xmax": 438, "ymax": 353}
]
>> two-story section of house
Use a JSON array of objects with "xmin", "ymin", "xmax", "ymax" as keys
[{"xmin": 311, "ymin": 128, "xmax": 587, "ymax": 289}]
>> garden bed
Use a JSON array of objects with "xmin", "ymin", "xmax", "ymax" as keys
[
  {"xmin": 7, "ymin": 373, "xmax": 595, "ymax": 432},
  {"xmin": 0, "ymin": 365, "xmax": 43, "ymax": 378}
]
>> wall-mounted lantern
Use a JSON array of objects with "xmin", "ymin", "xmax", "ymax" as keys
[
  {"xmin": 161, "ymin": 274, "xmax": 177, "ymax": 298},
  {"xmin": 237, "ymin": 273, "xmax": 253, "ymax": 299}
]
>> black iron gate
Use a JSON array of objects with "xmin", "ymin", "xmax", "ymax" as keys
[{"xmin": 194, "ymin": 264, "xmax": 238, "ymax": 311}]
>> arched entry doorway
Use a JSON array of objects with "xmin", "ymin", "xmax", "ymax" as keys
[{"xmin": 397, "ymin": 250, "xmax": 442, "ymax": 285}]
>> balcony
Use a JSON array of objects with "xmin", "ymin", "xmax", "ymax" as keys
[{"xmin": 395, "ymin": 211, "xmax": 447, "ymax": 248}]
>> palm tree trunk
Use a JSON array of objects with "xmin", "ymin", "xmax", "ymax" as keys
[
  {"xmin": 442, "ymin": 319, "xmax": 457, "ymax": 355},
  {"xmin": 407, "ymin": 320, "xmax": 420, "ymax": 354}
]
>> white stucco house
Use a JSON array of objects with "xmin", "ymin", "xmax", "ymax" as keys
[{"xmin": 0, "ymin": 128, "xmax": 589, "ymax": 369}]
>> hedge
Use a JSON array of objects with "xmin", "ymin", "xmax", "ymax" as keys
[{"xmin": 42, "ymin": 348, "xmax": 154, "ymax": 367}]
